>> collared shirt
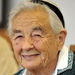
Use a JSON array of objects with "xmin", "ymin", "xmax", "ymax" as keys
[
  {"xmin": 15, "ymin": 45, "xmax": 74, "ymax": 75},
  {"xmin": 53, "ymin": 45, "xmax": 68, "ymax": 75}
]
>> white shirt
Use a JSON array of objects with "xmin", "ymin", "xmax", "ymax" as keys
[
  {"xmin": 23, "ymin": 45, "xmax": 68, "ymax": 75},
  {"xmin": 53, "ymin": 45, "xmax": 68, "ymax": 75}
]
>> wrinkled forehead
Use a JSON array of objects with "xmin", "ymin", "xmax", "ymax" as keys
[{"xmin": 12, "ymin": 6, "xmax": 53, "ymax": 34}]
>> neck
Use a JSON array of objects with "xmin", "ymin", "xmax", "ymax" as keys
[{"xmin": 26, "ymin": 57, "xmax": 58, "ymax": 75}]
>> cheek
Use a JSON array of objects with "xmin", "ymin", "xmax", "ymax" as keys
[
  {"xmin": 33, "ymin": 38, "xmax": 50, "ymax": 51},
  {"xmin": 33, "ymin": 39, "xmax": 45, "ymax": 51},
  {"xmin": 33, "ymin": 38, "xmax": 58, "ymax": 61},
  {"xmin": 33, "ymin": 38, "xmax": 49, "ymax": 58},
  {"xmin": 12, "ymin": 42, "xmax": 22, "ymax": 55},
  {"xmin": 12, "ymin": 42, "xmax": 23, "ymax": 64},
  {"xmin": 33, "ymin": 39, "xmax": 51, "ymax": 66}
]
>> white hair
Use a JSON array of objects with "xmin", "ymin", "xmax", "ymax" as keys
[{"xmin": 7, "ymin": 0, "xmax": 64, "ymax": 36}]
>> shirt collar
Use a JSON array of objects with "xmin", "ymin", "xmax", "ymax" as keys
[
  {"xmin": 53, "ymin": 45, "xmax": 68, "ymax": 75},
  {"xmin": 53, "ymin": 45, "xmax": 74, "ymax": 75}
]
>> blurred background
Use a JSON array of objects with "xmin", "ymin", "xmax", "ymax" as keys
[{"xmin": 0, "ymin": 0, "xmax": 75, "ymax": 48}]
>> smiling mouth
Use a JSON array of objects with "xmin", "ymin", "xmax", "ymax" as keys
[{"xmin": 21, "ymin": 54, "xmax": 40, "ymax": 60}]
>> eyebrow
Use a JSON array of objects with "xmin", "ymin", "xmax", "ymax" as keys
[
  {"xmin": 13, "ymin": 30, "xmax": 22, "ymax": 35},
  {"xmin": 33, "ymin": 26, "xmax": 43, "ymax": 32},
  {"xmin": 12, "ymin": 27, "xmax": 44, "ymax": 36}
]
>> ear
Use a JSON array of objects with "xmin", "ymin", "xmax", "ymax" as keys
[{"xmin": 57, "ymin": 29, "xmax": 67, "ymax": 51}]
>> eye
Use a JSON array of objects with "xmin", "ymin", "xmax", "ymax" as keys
[
  {"xmin": 16, "ymin": 35, "xmax": 23, "ymax": 38},
  {"xmin": 37, "ymin": 35, "xmax": 42, "ymax": 37},
  {"xmin": 33, "ymin": 34, "xmax": 41, "ymax": 37},
  {"xmin": 14, "ymin": 35, "xmax": 24, "ymax": 40}
]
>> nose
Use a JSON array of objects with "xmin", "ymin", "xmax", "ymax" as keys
[{"xmin": 22, "ymin": 37, "xmax": 34, "ymax": 51}]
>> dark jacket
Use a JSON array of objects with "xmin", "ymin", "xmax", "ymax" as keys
[{"xmin": 58, "ymin": 54, "xmax": 75, "ymax": 75}]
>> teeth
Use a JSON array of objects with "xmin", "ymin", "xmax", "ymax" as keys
[
  {"xmin": 22, "ymin": 54, "xmax": 39, "ymax": 57},
  {"xmin": 22, "ymin": 53, "xmax": 39, "ymax": 56},
  {"xmin": 21, "ymin": 50, "xmax": 40, "ymax": 56}
]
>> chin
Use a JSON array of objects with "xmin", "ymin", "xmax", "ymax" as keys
[
  {"xmin": 21, "ymin": 55, "xmax": 42, "ymax": 70},
  {"xmin": 21, "ymin": 61, "xmax": 41, "ymax": 70}
]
